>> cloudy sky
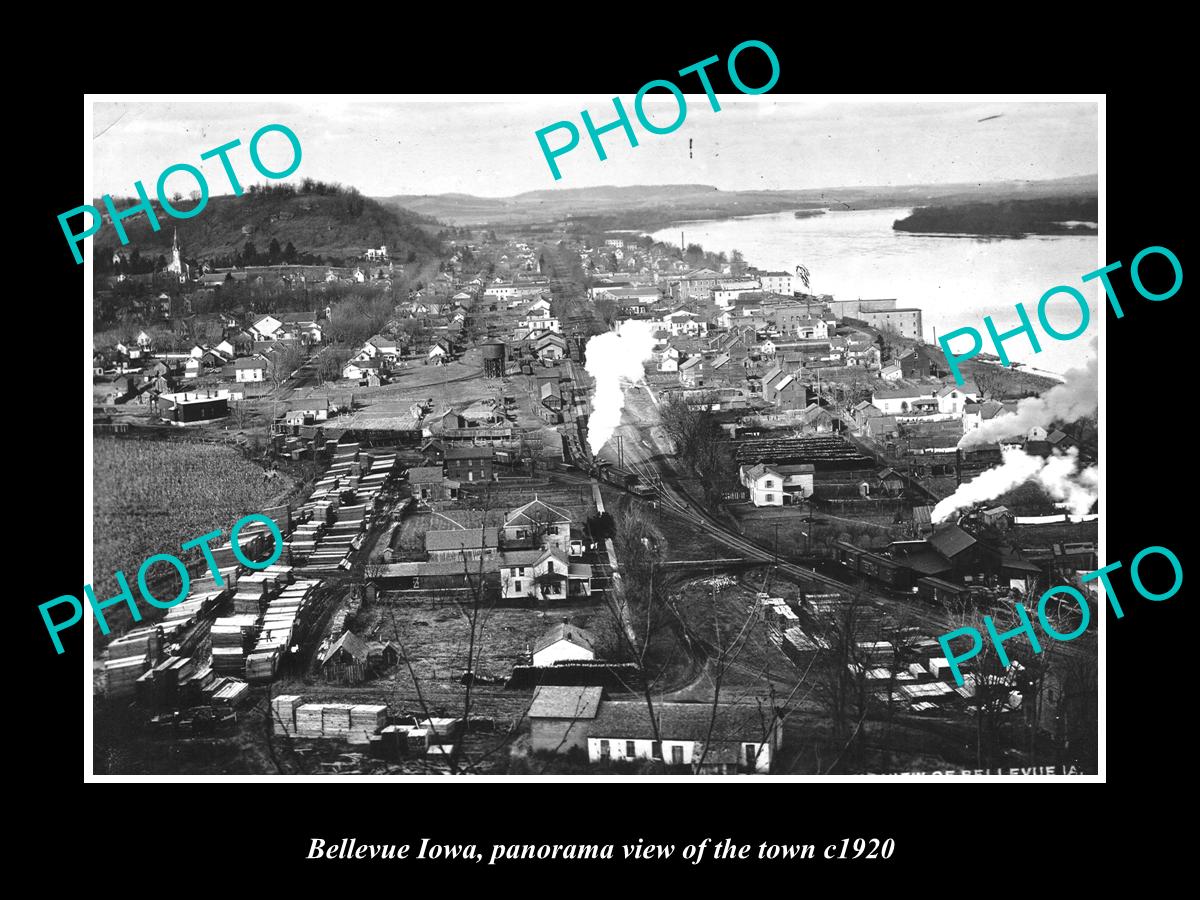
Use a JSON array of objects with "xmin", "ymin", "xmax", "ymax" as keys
[{"xmin": 91, "ymin": 97, "xmax": 1098, "ymax": 199}]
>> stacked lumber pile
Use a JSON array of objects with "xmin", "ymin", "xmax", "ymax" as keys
[
  {"xmin": 271, "ymin": 695, "xmax": 303, "ymax": 736},
  {"xmin": 348, "ymin": 704, "xmax": 388, "ymax": 745},
  {"xmin": 104, "ymin": 656, "xmax": 149, "ymax": 700},
  {"xmin": 272, "ymin": 697, "xmax": 390, "ymax": 741},
  {"xmin": 210, "ymin": 679, "xmax": 249, "ymax": 706},
  {"xmin": 321, "ymin": 703, "xmax": 355, "ymax": 738},
  {"xmin": 295, "ymin": 703, "xmax": 325, "ymax": 738},
  {"xmin": 293, "ymin": 443, "xmax": 398, "ymax": 572},
  {"xmin": 243, "ymin": 573, "xmax": 317, "ymax": 683},
  {"xmin": 211, "ymin": 614, "xmax": 259, "ymax": 676},
  {"xmin": 177, "ymin": 662, "xmax": 215, "ymax": 705},
  {"xmin": 136, "ymin": 654, "xmax": 197, "ymax": 708},
  {"xmin": 107, "ymin": 627, "xmax": 160, "ymax": 663}
]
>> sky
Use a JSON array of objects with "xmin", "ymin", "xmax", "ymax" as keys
[{"xmin": 90, "ymin": 98, "xmax": 1098, "ymax": 199}]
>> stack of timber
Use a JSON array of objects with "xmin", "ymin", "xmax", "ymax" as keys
[
  {"xmin": 247, "ymin": 578, "xmax": 321, "ymax": 682},
  {"xmin": 273, "ymin": 696, "xmax": 390, "ymax": 742},
  {"xmin": 348, "ymin": 704, "xmax": 388, "ymax": 744},
  {"xmin": 136, "ymin": 654, "xmax": 198, "ymax": 708},
  {"xmin": 104, "ymin": 656, "xmax": 149, "ymax": 700},
  {"xmin": 271, "ymin": 695, "xmax": 303, "ymax": 736},
  {"xmin": 209, "ymin": 678, "xmax": 250, "ymax": 706},
  {"xmin": 211, "ymin": 614, "xmax": 259, "ymax": 676}
]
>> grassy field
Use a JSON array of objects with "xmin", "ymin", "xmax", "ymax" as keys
[{"xmin": 92, "ymin": 437, "xmax": 294, "ymax": 621}]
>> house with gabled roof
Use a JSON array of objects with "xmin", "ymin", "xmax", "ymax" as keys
[
  {"xmin": 320, "ymin": 630, "xmax": 371, "ymax": 684},
  {"xmin": 249, "ymin": 314, "xmax": 284, "ymax": 342},
  {"xmin": 937, "ymin": 381, "xmax": 980, "ymax": 415},
  {"xmin": 761, "ymin": 365, "xmax": 807, "ymax": 409},
  {"xmin": 504, "ymin": 498, "xmax": 572, "ymax": 550},
  {"xmin": 739, "ymin": 462, "xmax": 814, "ymax": 506},
  {"xmin": 235, "ymin": 356, "xmax": 267, "ymax": 382},
  {"xmin": 534, "ymin": 331, "xmax": 568, "ymax": 361},
  {"xmin": 533, "ymin": 619, "xmax": 597, "ymax": 667},
  {"xmin": 499, "ymin": 547, "xmax": 576, "ymax": 601}
]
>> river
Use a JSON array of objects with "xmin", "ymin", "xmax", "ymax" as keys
[{"xmin": 650, "ymin": 208, "xmax": 1100, "ymax": 376}]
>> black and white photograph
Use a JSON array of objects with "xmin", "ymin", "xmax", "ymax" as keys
[{"xmin": 81, "ymin": 94, "xmax": 1103, "ymax": 780}]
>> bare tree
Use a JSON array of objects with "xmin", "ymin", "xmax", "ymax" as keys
[
  {"xmin": 969, "ymin": 364, "xmax": 1006, "ymax": 400},
  {"xmin": 267, "ymin": 342, "xmax": 306, "ymax": 387}
]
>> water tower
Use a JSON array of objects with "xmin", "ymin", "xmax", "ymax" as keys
[{"xmin": 481, "ymin": 339, "xmax": 507, "ymax": 378}]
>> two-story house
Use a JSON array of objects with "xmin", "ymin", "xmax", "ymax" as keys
[
  {"xmin": 499, "ymin": 547, "xmax": 590, "ymax": 601},
  {"xmin": 444, "ymin": 446, "xmax": 494, "ymax": 483},
  {"xmin": 503, "ymin": 499, "xmax": 572, "ymax": 551},
  {"xmin": 739, "ymin": 462, "xmax": 815, "ymax": 506}
]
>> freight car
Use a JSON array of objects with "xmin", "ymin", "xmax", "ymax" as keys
[
  {"xmin": 593, "ymin": 461, "xmax": 657, "ymax": 497},
  {"xmin": 832, "ymin": 540, "xmax": 913, "ymax": 590}
]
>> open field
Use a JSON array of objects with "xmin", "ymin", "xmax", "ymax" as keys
[{"xmin": 92, "ymin": 436, "xmax": 294, "ymax": 629}]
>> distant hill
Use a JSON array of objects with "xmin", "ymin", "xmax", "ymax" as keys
[
  {"xmin": 378, "ymin": 175, "xmax": 1098, "ymax": 229},
  {"xmin": 93, "ymin": 183, "xmax": 444, "ymax": 265}
]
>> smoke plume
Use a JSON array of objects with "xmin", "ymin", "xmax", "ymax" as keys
[
  {"xmin": 584, "ymin": 321, "xmax": 657, "ymax": 456},
  {"xmin": 932, "ymin": 446, "xmax": 1098, "ymax": 523},
  {"xmin": 959, "ymin": 357, "xmax": 1098, "ymax": 448}
]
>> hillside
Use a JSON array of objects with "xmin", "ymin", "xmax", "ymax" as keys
[
  {"xmin": 379, "ymin": 175, "xmax": 1098, "ymax": 228},
  {"xmin": 93, "ymin": 183, "xmax": 444, "ymax": 266}
]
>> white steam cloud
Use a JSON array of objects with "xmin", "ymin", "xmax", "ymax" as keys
[
  {"xmin": 959, "ymin": 357, "xmax": 1098, "ymax": 448},
  {"xmin": 584, "ymin": 321, "xmax": 657, "ymax": 456},
  {"xmin": 932, "ymin": 446, "xmax": 1098, "ymax": 524}
]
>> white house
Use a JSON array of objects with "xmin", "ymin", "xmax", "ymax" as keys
[
  {"xmin": 660, "ymin": 310, "xmax": 708, "ymax": 337},
  {"xmin": 532, "ymin": 620, "xmax": 596, "ymax": 667},
  {"xmin": 936, "ymin": 381, "xmax": 980, "ymax": 416},
  {"xmin": 234, "ymin": 357, "xmax": 266, "ymax": 382},
  {"xmin": 712, "ymin": 282, "xmax": 762, "ymax": 309},
  {"xmin": 758, "ymin": 271, "xmax": 795, "ymax": 295},
  {"xmin": 872, "ymin": 384, "xmax": 936, "ymax": 416},
  {"xmin": 503, "ymin": 498, "xmax": 572, "ymax": 550},
  {"xmin": 184, "ymin": 357, "xmax": 202, "ymax": 379},
  {"xmin": 343, "ymin": 358, "xmax": 386, "ymax": 381},
  {"xmin": 520, "ymin": 316, "xmax": 561, "ymax": 333},
  {"xmin": 249, "ymin": 315, "xmax": 284, "ymax": 341},
  {"xmin": 739, "ymin": 463, "xmax": 815, "ymax": 506},
  {"xmin": 215, "ymin": 339, "xmax": 235, "ymax": 358},
  {"xmin": 880, "ymin": 362, "xmax": 903, "ymax": 382},
  {"xmin": 499, "ymin": 547, "xmax": 580, "ymax": 601},
  {"xmin": 585, "ymin": 700, "xmax": 781, "ymax": 773}
]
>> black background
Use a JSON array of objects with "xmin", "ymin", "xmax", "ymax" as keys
[{"xmin": 21, "ymin": 24, "xmax": 1189, "ymax": 884}]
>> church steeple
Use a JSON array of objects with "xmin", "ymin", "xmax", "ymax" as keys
[{"xmin": 167, "ymin": 228, "xmax": 185, "ymax": 279}]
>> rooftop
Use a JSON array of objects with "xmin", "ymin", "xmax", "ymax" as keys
[
  {"xmin": 589, "ymin": 700, "xmax": 776, "ymax": 743},
  {"xmin": 533, "ymin": 621, "xmax": 596, "ymax": 656},
  {"xmin": 528, "ymin": 685, "xmax": 604, "ymax": 720}
]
